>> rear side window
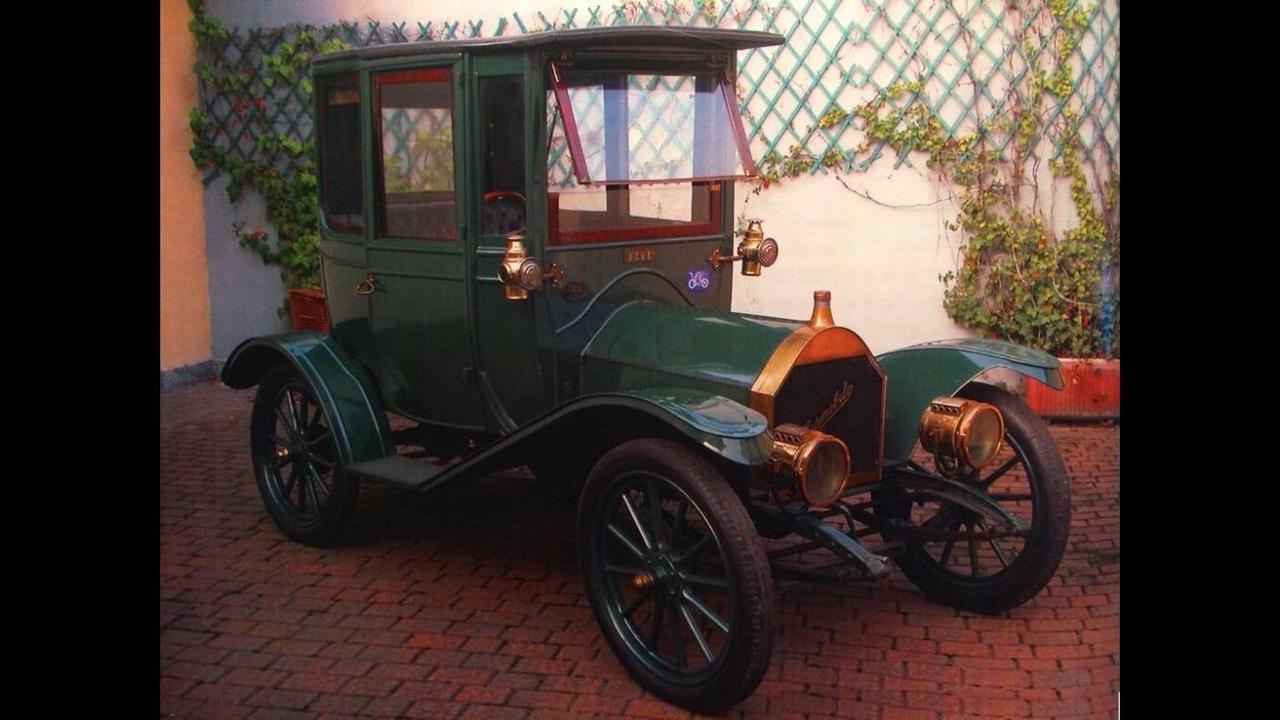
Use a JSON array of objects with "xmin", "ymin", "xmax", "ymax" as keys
[
  {"xmin": 316, "ymin": 73, "xmax": 363, "ymax": 234},
  {"xmin": 374, "ymin": 68, "xmax": 456, "ymax": 241}
]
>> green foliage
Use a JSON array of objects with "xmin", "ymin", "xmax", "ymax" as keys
[
  {"xmin": 850, "ymin": 1, "xmax": 1117, "ymax": 357},
  {"xmin": 186, "ymin": 2, "xmax": 348, "ymax": 311},
  {"xmin": 382, "ymin": 126, "xmax": 454, "ymax": 193},
  {"xmin": 758, "ymin": 144, "xmax": 814, "ymax": 184}
]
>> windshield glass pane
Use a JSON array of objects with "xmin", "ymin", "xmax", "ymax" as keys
[{"xmin": 551, "ymin": 67, "xmax": 753, "ymax": 184}]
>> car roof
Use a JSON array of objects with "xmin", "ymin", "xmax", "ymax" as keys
[{"xmin": 313, "ymin": 26, "xmax": 784, "ymax": 66}]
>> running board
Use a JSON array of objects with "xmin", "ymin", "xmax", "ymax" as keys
[{"xmin": 346, "ymin": 455, "xmax": 447, "ymax": 491}]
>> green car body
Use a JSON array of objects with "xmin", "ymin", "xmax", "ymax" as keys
[
  {"xmin": 220, "ymin": 28, "xmax": 1072, "ymax": 712},
  {"xmin": 222, "ymin": 27, "xmax": 1061, "ymax": 485}
]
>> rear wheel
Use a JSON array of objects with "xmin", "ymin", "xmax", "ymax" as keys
[
  {"xmin": 250, "ymin": 363, "xmax": 359, "ymax": 546},
  {"xmin": 881, "ymin": 383, "xmax": 1071, "ymax": 613},
  {"xmin": 577, "ymin": 439, "xmax": 774, "ymax": 713}
]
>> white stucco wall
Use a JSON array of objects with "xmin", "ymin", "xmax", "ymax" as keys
[
  {"xmin": 203, "ymin": 0, "xmax": 1116, "ymax": 357},
  {"xmin": 729, "ymin": 171, "xmax": 966, "ymax": 353}
]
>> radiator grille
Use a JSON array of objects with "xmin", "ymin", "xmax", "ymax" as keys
[{"xmin": 772, "ymin": 356, "xmax": 885, "ymax": 480}]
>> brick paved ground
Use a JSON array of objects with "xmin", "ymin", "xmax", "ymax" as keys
[{"xmin": 160, "ymin": 381, "xmax": 1118, "ymax": 719}]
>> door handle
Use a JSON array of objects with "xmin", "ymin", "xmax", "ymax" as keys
[{"xmin": 355, "ymin": 274, "xmax": 377, "ymax": 296}]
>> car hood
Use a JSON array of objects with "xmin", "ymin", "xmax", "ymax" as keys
[{"xmin": 579, "ymin": 300, "xmax": 805, "ymax": 405}]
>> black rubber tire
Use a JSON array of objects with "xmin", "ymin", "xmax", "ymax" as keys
[
  {"xmin": 577, "ymin": 439, "xmax": 775, "ymax": 713},
  {"xmin": 250, "ymin": 362, "xmax": 360, "ymax": 546},
  {"xmin": 888, "ymin": 383, "xmax": 1071, "ymax": 614}
]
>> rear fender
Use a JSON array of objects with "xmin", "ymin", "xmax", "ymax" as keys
[
  {"xmin": 220, "ymin": 333, "xmax": 394, "ymax": 465},
  {"xmin": 876, "ymin": 339, "xmax": 1062, "ymax": 462}
]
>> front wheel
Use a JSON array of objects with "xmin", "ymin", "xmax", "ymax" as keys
[
  {"xmin": 250, "ymin": 362, "xmax": 359, "ymax": 546},
  {"xmin": 577, "ymin": 439, "xmax": 775, "ymax": 713},
  {"xmin": 885, "ymin": 383, "xmax": 1071, "ymax": 613}
]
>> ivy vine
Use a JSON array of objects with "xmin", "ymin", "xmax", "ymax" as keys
[
  {"xmin": 186, "ymin": 0, "xmax": 346, "ymax": 313},
  {"xmin": 750, "ymin": 0, "xmax": 1118, "ymax": 358}
]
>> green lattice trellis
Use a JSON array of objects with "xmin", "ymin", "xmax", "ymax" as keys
[{"xmin": 194, "ymin": 0, "xmax": 1118, "ymax": 188}]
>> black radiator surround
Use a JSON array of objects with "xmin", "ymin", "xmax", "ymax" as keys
[{"xmin": 772, "ymin": 356, "xmax": 884, "ymax": 477}]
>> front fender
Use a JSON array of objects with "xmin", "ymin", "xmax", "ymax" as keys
[
  {"xmin": 876, "ymin": 338, "xmax": 1063, "ymax": 462},
  {"xmin": 615, "ymin": 388, "xmax": 773, "ymax": 464},
  {"xmin": 221, "ymin": 333, "xmax": 394, "ymax": 465}
]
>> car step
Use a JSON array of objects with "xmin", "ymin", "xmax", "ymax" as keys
[{"xmin": 345, "ymin": 455, "xmax": 446, "ymax": 490}]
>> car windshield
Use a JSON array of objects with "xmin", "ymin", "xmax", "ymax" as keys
[
  {"xmin": 548, "ymin": 63, "xmax": 756, "ymax": 184},
  {"xmin": 545, "ymin": 62, "xmax": 753, "ymax": 245}
]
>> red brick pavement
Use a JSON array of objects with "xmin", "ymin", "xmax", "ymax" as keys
[{"xmin": 160, "ymin": 381, "xmax": 1119, "ymax": 719}]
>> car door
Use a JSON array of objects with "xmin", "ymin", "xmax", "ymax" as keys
[
  {"xmin": 469, "ymin": 55, "xmax": 552, "ymax": 429},
  {"xmin": 365, "ymin": 61, "xmax": 484, "ymax": 428}
]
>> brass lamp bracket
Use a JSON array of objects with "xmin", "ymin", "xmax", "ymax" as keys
[{"xmin": 706, "ymin": 246, "xmax": 741, "ymax": 270}]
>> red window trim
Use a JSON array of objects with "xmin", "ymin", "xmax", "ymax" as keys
[
  {"xmin": 549, "ymin": 63, "xmax": 591, "ymax": 185},
  {"xmin": 374, "ymin": 67, "xmax": 451, "ymax": 87}
]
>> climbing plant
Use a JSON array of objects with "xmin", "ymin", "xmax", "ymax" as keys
[
  {"xmin": 186, "ymin": 0, "xmax": 346, "ymax": 306},
  {"xmin": 750, "ymin": 1, "xmax": 1118, "ymax": 358}
]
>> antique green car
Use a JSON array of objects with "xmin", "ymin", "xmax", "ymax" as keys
[{"xmin": 222, "ymin": 27, "xmax": 1070, "ymax": 712}]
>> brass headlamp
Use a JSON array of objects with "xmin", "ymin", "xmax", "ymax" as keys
[
  {"xmin": 769, "ymin": 423, "xmax": 851, "ymax": 507},
  {"xmin": 919, "ymin": 397, "xmax": 1005, "ymax": 471},
  {"xmin": 499, "ymin": 234, "xmax": 563, "ymax": 300},
  {"xmin": 708, "ymin": 219, "xmax": 779, "ymax": 276}
]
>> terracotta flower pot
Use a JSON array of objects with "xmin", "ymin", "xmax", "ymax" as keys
[
  {"xmin": 1024, "ymin": 358, "xmax": 1119, "ymax": 420},
  {"xmin": 287, "ymin": 288, "xmax": 330, "ymax": 333}
]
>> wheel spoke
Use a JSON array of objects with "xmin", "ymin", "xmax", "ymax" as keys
[
  {"xmin": 606, "ymin": 523, "xmax": 646, "ymax": 560},
  {"xmin": 605, "ymin": 563, "xmax": 644, "ymax": 576},
  {"xmin": 282, "ymin": 463, "xmax": 299, "ymax": 499},
  {"xmin": 668, "ymin": 602, "xmax": 686, "ymax": 668},
  {"xmin": 304, "ymin": 469, "xmax": 321, "ymax": 512},
  {"xmin": 274, "ymin": 406, "xmax": 294, "ymax": 434},
  {"xmin": 978, "ymin": 519, "xmax": 1011, "ymax": 568},
  {"xmin": 919, "ymin": 506, "xmax": 953, "ymax": 532},
  {"xmin": 938, "ymin": 517, "xmax": 961, "ymax": 568},
  {"xmin": 675, "ymin": 534, "xmax": 711, "ymax": 565},
  {"xmin": 620, "ymin": 492, "xmax": 653, "ymax": 550},
  {"xmin": 309, "ymin": 453, "xmax": 334, "ymax": 470},
  {"xmin": 297, "ymin": 393, "xmax": 311, "ymax": 434},
  {"xmin": 980, "ymin": 455, "xmax": 1021, "ymax": 488},
  {"xmin": 309, "ymin": 464, "xmax": 330, "ymax": 499},
  {"xmin": 647, "ymin": 597, "xmax": 665, "ymax": 649},
  {"xmin": 682, "ymin": 573, "xmax": 729, "ymax": 589},
  {"xmin": 287, "ymin": 391, "xmax": 303, "ymax": 433},
  {"xmin": 967, "ymin": 522, "xmax": 981, "ymax": 576},
  {"xmin": 679, "ymin": 602, "xmax": 714, "ymax": 664},
  {"xmin": 647, "ymin": 481, "xmax": 666, "ymax": 548},
  {"xmin": 681, "ymin": 587, "xmax": 729, "ymax": 634},
  {"xmin": 670, "ymin": 498, "xmax": 688, "ymax": 544},
  {"xmin": 621, "ymin": 588, "xmax": 652, "ymax": 618}
]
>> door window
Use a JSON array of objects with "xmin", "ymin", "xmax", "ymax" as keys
[
  {"xmin": 316, "ymin": 73, "xmax": 363, "ymax": 234},
  {"xmin": 374, "ymin": 68, "xmax": 456, "ymax": 240},
  {"xmin": 479, "ymin": 75, "xmax": 527, "ymax": 237}
]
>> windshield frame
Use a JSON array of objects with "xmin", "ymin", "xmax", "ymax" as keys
[{"xmin": 548, "ymin": 60, "xmax": 757, "ymax": 186}]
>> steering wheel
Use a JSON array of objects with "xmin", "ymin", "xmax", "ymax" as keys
[
  {"xmin": 484, "ymin": 190, "xmax": 527, "ymax": 204},
  {"xmin": 482, "ymin": 190, "xmax": 528, "ymax": 236}
]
